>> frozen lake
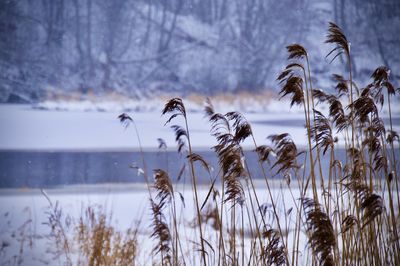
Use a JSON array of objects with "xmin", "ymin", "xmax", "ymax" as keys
[{"xmin": 0, "ymin": 103, "xmax": 399, "ymax": 187}]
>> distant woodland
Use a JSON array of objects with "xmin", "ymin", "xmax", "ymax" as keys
[{"xmin": 1, "ymin": 0, "xmax": 399, "ymax": 101}]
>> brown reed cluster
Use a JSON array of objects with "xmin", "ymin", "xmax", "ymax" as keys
[{"xmin": 41, "ymin": 21, "xmax": 399, "ymax": 266}]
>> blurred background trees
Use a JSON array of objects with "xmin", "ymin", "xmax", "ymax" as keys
[{"xmin": 0, "ymin": 0, "xmax": 399, "ymax": 102}]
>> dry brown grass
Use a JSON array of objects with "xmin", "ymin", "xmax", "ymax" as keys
[
  {"xmin": 76, "ymin": 206, "xmax": 138, "ymax": 266},
  {"xmin": 41, "ymin": 194, "xmax": 138, "ymax": 266}
]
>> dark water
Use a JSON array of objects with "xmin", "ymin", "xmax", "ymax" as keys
[{"xmin": 0, "ymin": 149, "xmax": 397, "ymax": 188}]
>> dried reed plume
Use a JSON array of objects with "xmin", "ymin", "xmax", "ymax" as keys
[
  {"xmin": 342, "ymin": 147, "xmax": 364, "ymax": 181},
  {"xmin": 162, "ymin": 97, "xmax": 186, "ymax": 120},
  {"xmin": 386, "ymin": 130, "xmax": 399, "ymax": 145},
  {"xmin": 187, "ymin": 153, "xmax": 211, "ymax": 174},
  {"xmin": 362, "ymin": 118, "xmax": 387, "ymax": 172},
  {"xmin": 205, "ymin": 100, "xmax": 246, "ymax": 205},
  {"xmin": 341, "ymin": 215, "xmax": 358, "ymax": 233},
  {"xmin": 286, "ymin": 44, "xmax": 308, "ymax": 60},
  {"xmin": 150, "ymin": 199, "xmax": 172, "ymax": 264},
  {"xmin": 225, "ymin": 111, "xmax": 252, "ymax": 143},
  {"xmin": 118, "ymin": 113, "xmax": 133, "ymax": 128},
  {"xmin": 350, "ymin": 95, "xmax": 378, "ymax": 124},
  {"xmin": 312, "ymin": 89, "xmax": 329, "ymax": 104},
  {"xmin": 269, "ymin": 133, "xmax": 301, "ymax": 174},
  {"xmin": 312, "ymin": 110, "xmax": 335, "ymax": 155},
  {"xmin": 325, "ymin": 22, "xmax": 350, "ymax": 61},
  {"xmin": 163, "ymin": 98, "xmax": 189, "ymax": 153},
  {"xmin": 153, "ymin": 169, "xmax": 174, "ymax": 204},
  {"xmin": 220, "ymin": 149, "xmax": 245, "ymax": 205},
  {"xmin": 369, "ymin": 66, "xmax": 396, "ymax": 107},
  {"xmin": 349, "ymin": 183, "xmax": 384, "ymax": 228},
  {"xmin": 302, "ymin": 198, "xmax": 336, "ymax": 266},
  {"xmin": 332, "ymin": 74, "xmax": 348, "ymax": 97},
  {"xmin": 278, "ymin": 75, "xmax": 304, "ymax": 107},
  {"xmin": 170, "ymin": 125, "xmax": 187, "ymax": 153},
  {"xmin": 254, "ymin": 145, "xmax": 274, "ymax": 163},
  {"xmin": 277, "ymin": 50, "xmax": 306, "ymax": 109},
  {"xmin": 371, "ymin": 66, "xmax": 390, "ymax": 86},
  {"xmin": 327, "ymin": 96, "xmax": 348, "ymax": 132},
  {"xmin": 262, "ymin": 229, "xmax": 286, "ymax": 266}
]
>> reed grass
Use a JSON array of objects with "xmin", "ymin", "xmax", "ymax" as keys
[
  {"xmin": 41, "ymin": 191, "xmax": 139, "ymax": 266},
  {"xmin": 42, "ymin": 22, "xmax": 399, "ymax": 265}
]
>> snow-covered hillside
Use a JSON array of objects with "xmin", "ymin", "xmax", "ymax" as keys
[{"xmin": 2, "ymin": 0, "xmax": 399, "ymax": 103}]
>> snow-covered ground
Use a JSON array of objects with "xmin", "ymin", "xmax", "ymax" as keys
[
  {"xmin": 1, "ymin": 101, "xmax": 399, "ymax": 151},
  {"xmin": 0, "ymin": 183, "xmax": 313, "ymax": 265},
  {"xmin": 0, "ymin": 102, "xmax": 309, "ymax": 151},
  {"xmin": 1, "ymin": 181, "xmax": 398, "ymax": 265}
]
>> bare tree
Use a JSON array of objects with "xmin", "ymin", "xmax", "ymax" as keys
[{"xmin": 233, "ymin": 0, "xmax": 308, "ymax": 91}]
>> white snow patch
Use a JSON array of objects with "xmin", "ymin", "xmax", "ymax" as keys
[{"xmin": 1, "ymin": 103, "xmax": 399, "ymax": 151}]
